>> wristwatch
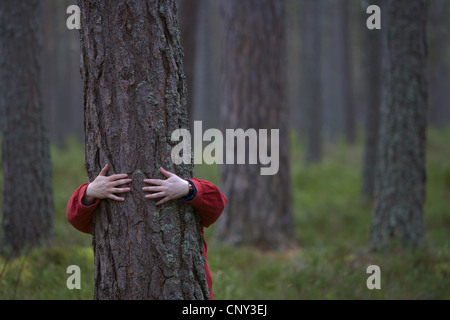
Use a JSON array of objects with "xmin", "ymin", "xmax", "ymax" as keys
[{"xmin": 187, "ymin": 180, "xmax": 194, "ymax": 197}]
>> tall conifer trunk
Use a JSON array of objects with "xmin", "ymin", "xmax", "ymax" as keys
[
  {"xmin": 0, "ymin": 0, "xmax": 54, "ymax": 256},
  {"xmin": 78, "ymin": 0, "xmax": 208, "ymax": 299},
  {"xmin": 370, "ymin": 0, "xmax": 428, "ymax": 251},
  {"xmin": 215, "ymin": 0, "xmax": 296, "ymax": 250}
]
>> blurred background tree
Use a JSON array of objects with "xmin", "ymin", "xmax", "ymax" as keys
[
  {"xmin": 214, "ymin": 0, "xmax": 296, "ymax": 250},
  {"xmin": 0, "ymin": 0, "xmax": 54, "ymax": 257},
  {"xmin": 370, "ymin": 0, "xmax": 428, "ymax": 251}
]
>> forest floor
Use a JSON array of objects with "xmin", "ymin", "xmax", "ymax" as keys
[{"xmin": 0, "ymin": 127, "xmax": 449, "ymax": 300}]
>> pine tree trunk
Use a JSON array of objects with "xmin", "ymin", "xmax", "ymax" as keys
[
  {"xmin": 338, "ymin": 1, "xmax": 355, "ymax": 145},
  {"xmin": 370, "ymin": 0, "xmax": 428, "ymax": 251},
  {"xmin": 178, "ymin": 0, "xmax": 199, "ymax": 127},
  {"xmin": 215, "ymin": 0, "xmax": 296, "ymax": 251},
  {"xmin": 78, "ymin": 0, "xmax": 209, "ymax": 300},
  {"xmin": 192, "ymin": 0, "xmax": 221, "ymax": 130},
  {"xmin": 302, "ymin": 0, "xmax": 322, "ymax": 165},
  {"xmin": 361, "ymin": 0, "xmax": 382, "ymax": 199},
  {"xmin": 427, "ymin": 0, "xmax": 449, "ymax": 129},
  {"xmin": 0, "ymin": 0, "xmax": 54, "ymax": 256}
]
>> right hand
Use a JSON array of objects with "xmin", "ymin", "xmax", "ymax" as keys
[{"xmin": 84, "ymin": 164, "xmax": 132, "ymax": 204}]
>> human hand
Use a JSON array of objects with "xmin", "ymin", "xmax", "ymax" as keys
[
  {"xmin": 84, "ymin": 164, "xmax": 132, "ymax": 204},
  {"xmin": 142, "ymin": 167, "xmax": 190, "ymax": 205}
]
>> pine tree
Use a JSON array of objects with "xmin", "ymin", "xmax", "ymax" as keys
[{"xmin": 78, "ymin": 0, "xmax": 208, "ymax": 299}]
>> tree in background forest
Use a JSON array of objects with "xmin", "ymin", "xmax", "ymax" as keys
[
  {"xmin": 215, "ymin": 0, "xmax": 296, "ymax": 250},
  {"xmin": 320, "ymin": 0, "xmax": 355, "ymax": 145},
  {"xmin": 427, "ymin": 0, "xmax": 450, "ymax": 129},
  {"xmin": 361, "ymin": 0, "xmax": 382, "ymax": 199},
  {"xmin": 78, "ymin": 0, "xmax": 209, "ymax": 299},
  {"xmin": 370, "ymin": 0, "xmax": 428, "ymax": 251},
  {"xmin": 302, "ymin": 0, "xmax": 322, "ymax": 164},
  {"xmin": 42, "ymin": 0, "xmax": 83, "ymax": 148},
  {"xmin": 0, "ymin": 0, "xmax": 54, "ymax": 256},
  {"xmin": 177, "ymin": 0, "xmax": 199, "ymax": 127}
]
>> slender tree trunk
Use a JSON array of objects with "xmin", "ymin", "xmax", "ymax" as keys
[
  {"xmin": 286, "ymin": 0, "xmax": 303, "ymax": 135},
  {"xmin": 302, "ymin": 0, "xmax": 322, "ymax": 165},
  {"xmin": 215, "ymin": 0, "xmax": 296, "ymax": 251},
  {"xmin": 321, "ymin": 1, "xmax": 344, "ymax": 144},
  {"xmin": 178, "ymin": 0, "xmax": 199, "ymax": 128},
  {"xmin": 338, "ymin": 1, "xmax": 355, "ymax": 145},
  {"xmin": 192, "ymin": 0, "xmax": 221, "ymax": 130},
  {"xmin": 370, "ymin": 0, "xmax": 428, "ymax": 251},
  {"xmin": 42, "ymin": 0, "xmax": 84, "ymax": 147},
  {"xmin": 78, "ymin": 0, "xmax": 209, "ymax": 300},
  {"xmin": 361, "ymin": 0, "xmax": 382, "ymax": 199},
  {"xmin": 427, "ymin": 0, "xmax": 449, "ymax": 129},
  {"xmin": 321, "ymin": 0, "xmax": 354, "ymax": 144},
  {"xmin": 0, "ymin": 0, "xmax": 54, "ymax": 256}
]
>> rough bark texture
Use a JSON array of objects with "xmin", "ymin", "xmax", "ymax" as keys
[
  {"xmin": 78, "ymin": 0, "xmax": 208, "ymax": 300},
  {"xmin": 215, "ymin": 0, "xmax": 296, "ymax": 250},
  {"xmin": 370, "ymin": 0, "xmax": 428, "ymax": 251},
  {"xmin": 0, "ymin": 0, "xmax": 54, "ymax": 256}
]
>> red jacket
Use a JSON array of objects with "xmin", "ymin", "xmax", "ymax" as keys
[{"xmin": 66, "ymin": 178, "xmax": 226, "ymax": 300}]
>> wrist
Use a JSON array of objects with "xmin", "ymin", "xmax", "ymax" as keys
[
  {"xmin": 83, "ymin": 184, "xmax": 97, "ymax": 206},
  {"xmin": 183, "ymin": 179, "xmax": 191, "ymax": 197}
]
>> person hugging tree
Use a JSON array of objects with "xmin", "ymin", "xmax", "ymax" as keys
[{"xmin": 67, "ymin": 164, "xmax": 227, "ymax": 299}]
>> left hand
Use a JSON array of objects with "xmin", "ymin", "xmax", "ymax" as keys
[{"xmin": 142, "ymin": 167, "xmax": 190, "ymax": 205}]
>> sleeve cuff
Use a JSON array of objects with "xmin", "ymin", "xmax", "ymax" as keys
[
  {"xmin": 78, "ymin": 184, "xmax": 100, "ymax": 208},
  {"xmin": 181, "ymin": 180, "xmax": 197, "ymax": 202}
]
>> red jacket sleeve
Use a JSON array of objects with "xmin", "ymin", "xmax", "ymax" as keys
[
  {"xmin": 185, "ymin": 178, "xmax": 227, "ymax": 228},
  {"xmin": 66, "ymin": 183, "xmax": 99, "ymax": 235},
  {"xmin": 67, "ymin": 179, "xmax": 226, "ymax": 233}
]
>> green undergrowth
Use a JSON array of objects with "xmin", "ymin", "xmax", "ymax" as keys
[{"xmin": 0, "ymin": 128, "xmax": 449, "ymax": 300}]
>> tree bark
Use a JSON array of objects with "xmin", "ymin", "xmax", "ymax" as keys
[
  {"xmin": 78, "ymin": 0, "xmax": 209, "ymax": 300},
  {"xmin": 0, "ymin": 0, "xmax": 54, "ymax": 256},
  {"xmin": 370, "ymin": 0, "xmax": 428, "ymax": 251},
  {"xmin": 215, "ymin": 0, "xmax": 296, "ymax": 251}
]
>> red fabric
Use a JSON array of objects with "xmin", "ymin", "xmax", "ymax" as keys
[{"xmin": 66, "ymin": 178, "xmax": 226, "ymax": 300}]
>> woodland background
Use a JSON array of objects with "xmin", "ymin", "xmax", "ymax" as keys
[{"xmin": 0, "ymin": 0, "xmax": 449, "ymax": 299}]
